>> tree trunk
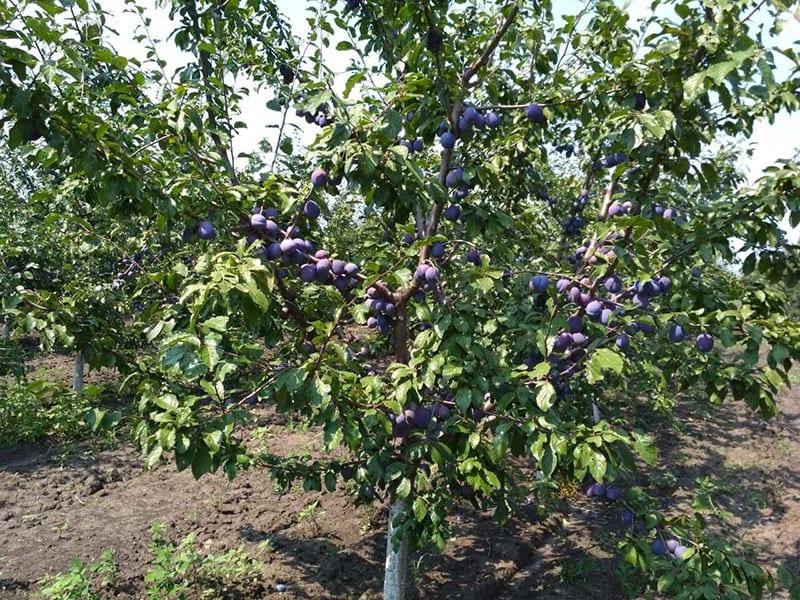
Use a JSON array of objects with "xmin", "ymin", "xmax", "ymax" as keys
[
  {"xmin": 73, "ymin": 352, "xmax": 85, "ymax": 392},
  {"xmin": 383, "ymin": 499, "xmax": 410, "ymax": 600},
  {"xmin": 0, "ymin": 317, "xmax": 8, "ymax": 341},
  {"xmin": 383, "ymin": 303, "xmax": 412, "ymax": 599}
]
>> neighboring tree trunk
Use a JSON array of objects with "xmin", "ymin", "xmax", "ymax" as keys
[
  {"xmin": 383, "ymin": 499, "xmax": 410, "ymax": 600},
  {"xmin": 0, "ymin": 317, "xmax": 8, "ymax": 341},
  {"xmin": 73, "ymin": 352, "xmax": 85, "ymax": 392}
]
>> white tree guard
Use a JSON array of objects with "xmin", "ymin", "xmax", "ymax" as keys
[{"xmin": 383, "ymin": 499, "xmax": 410, "ymax": 600}]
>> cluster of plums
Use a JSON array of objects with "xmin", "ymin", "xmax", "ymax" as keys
[
  {"xmin": 563, "ymin": 214, "xmax": 586, "ymax": 236},
  {"xmin": 585, "ymin": 481, "xmax": 624, "ymax": 502},
  {"xmin": 389, "ymin": 403, "xmax": 451, "ymax": 438},
  {"xmin": 652, "ymin": 537, "xmax": 690, "ymax": 560},
  {"xmin": 652, "ymin": 205, "xmax": 679, "ymax": 220},
  {"xmin": 248, "ymin": 204, "xmax": 362, "ymax": 292},
  {"xmin": 366, "ymin": 285, "xmax": 396, "ymax": 336},
  {"xmin": 529, "ymin": 265, "xmax": 715, "ymax": 356},
  {"xmin": 607, "ymin": 200, "xmax": 634, "ymax": 217},
  {"xmin": 413, "ymin": 262, "xmax": 441, "ymax": 287},
  {"xmin": 400, "ymin": 138, "xmax": 424, "ymax": 153}
]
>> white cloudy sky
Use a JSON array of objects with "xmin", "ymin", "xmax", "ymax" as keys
[{"xmin": 104, "ymin": 0, "xmax": 800, "ymax": 239}]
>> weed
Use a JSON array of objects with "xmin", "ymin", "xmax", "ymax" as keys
[
  {"xmin": 144, "ymin": 523, "xmax": 266, "ymax": 599},
  {"xmin": 560, "ymin": 551, "xmax": 598, "ymax": 584},
  {"xmin": 39, "ymin": 548, "xmax": 117, "ymax": 599}
]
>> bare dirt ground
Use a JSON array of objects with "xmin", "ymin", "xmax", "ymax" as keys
[{"xmin": 1, "ymin": 353, "xmax": 799, "ymax": 599}]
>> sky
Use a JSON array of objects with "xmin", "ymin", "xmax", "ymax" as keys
[{"xmin": 104, "ymin": 0, "xmax": 800, "ymax": 240}]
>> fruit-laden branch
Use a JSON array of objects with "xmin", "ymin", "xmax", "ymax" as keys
[{"xmin": 394, "ymin": 1, "xmax": 521, "ymax": 310}]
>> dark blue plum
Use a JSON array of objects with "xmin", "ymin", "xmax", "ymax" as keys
[
  {"xmin": 463, "ymin": 106, "xmax": 478, "ymax": 123},
  {"xmin": 567, "ymin": 315, "xmax": 583, "ymax": 333},
  {"xmin": 266, "ymin": 242, "xmax": 282, "ymax": 259},
  {"xmin": 553, "ymin": 332, "xmax": 573, "ymax": 352},
  {"xmin": 440, "ymin": 131, "xmax": 456, "ymax": 149},
  {"xmin": 265, "ymin": 220, "xmax": 281, "ymax": 239},
  {"xmin": 303, "ymin": 200, "xmax": 321, "ymax": 218},
  {"xmin": 331, "ymin": 259, "xmax": 346, "ymax": 275},
  {"xmin": 197, "ymin": 220, "xmax": 216, "ymax": 240},
  {"xmin": 604, "ymin": 275, "xmax": 623, "ymax": 294},
  {"xmin": 311, "ymin": 168, "xmax": 329, "ymax": 187},
  {"xmin": 526, "ymin": 102, "xmax": 545, "ymax": 124},
  {"xmin": 443, "ymin": 204, "xmax": 461, "ymax": 221},
  {"xmin": 251, "ymin": 213, "xmax": 267, "ymax": 229},
  {"xmin": 445, "ymin": 167, "xmax": 463, "ymax": 188},
  {"xmin": 299, "ymin": 264, "xmax": 317, "ymax": 282},
  {"xmin": 529, "ymin": 274, "xmax": 549, "ymax": 293},
  {"xmin": 696, "ymin": 333, "xmax": 714, "ymax": 353},
  {"xmin": 586, "ymin": 300, "xmax": 603, "ymax": 318},
  {"xmin": 667, "ymin": 324, "xmax": 685, "ymax": 342},
  {"xmin": 652, "ymin": 539, "xmax": 668, "ymax": 556}
]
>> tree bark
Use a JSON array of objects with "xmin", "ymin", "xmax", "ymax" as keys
[
  {"xmin": 73, "ymin": 352, "xmax": 85, "ymax": 392},
  {"xmin": 383, "ymin": 499, "xmax": 410, "ymax": 600}
]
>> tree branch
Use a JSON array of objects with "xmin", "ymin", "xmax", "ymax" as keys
[{"xmin": 461, "ymin": 2, "xmax": 520, "ymax": 86}]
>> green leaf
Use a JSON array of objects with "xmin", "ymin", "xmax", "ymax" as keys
[
  {"xmin": 585, "ymin": 349, "xmax": 624, "ymax": 384},
  {"xmin": 657, "ymin": 573, "xmax": 675, "ymax": 592},
  {"xmin": 201, "ymin": 316, "xmax": 228, "ymax": 333},
  {"xmin": 396, "ymin": 477, "xmax": 411, "ymax": 499},
  {"xmin": 247, "ymin": 279, "xmax": 269, "ymax": 311},
  {"xmin": 385, "ymin": 462, "xmax": 405, "ymax": 481},
  {"xmin": 632, "ymin": 432, "xmax": 658, "ymax": 465},
  {"xmin": 536, "ymin": 382, "xmax": 556, "ymax": 411},
  {"xmin": 412, "ymin": 497, "xmax": 427, "ymax": 521},
  {"xmin": 155, "ymin": 394, "xmax": 178, "ymax": 411},
  {"xmin": 455, "ymin": 388, "xmax": 472, "ymax": 412},
  {"xmin": 589, "ymin": 451, "xmax": 607, "ymax": 482}
]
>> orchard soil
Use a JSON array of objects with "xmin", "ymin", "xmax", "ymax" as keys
[{"xmin": 1, "ymin": 352, "xmax": 799, "ymax": 599}]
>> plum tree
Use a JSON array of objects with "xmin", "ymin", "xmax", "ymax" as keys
[{"xmin": 3, "ymin": 1, "xmax": 800, "ymax": 600}]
